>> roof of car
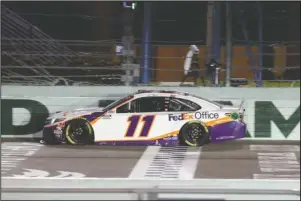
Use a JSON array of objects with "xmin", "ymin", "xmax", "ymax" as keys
[
  {"xmin": 136, "ymin": 90, "xmax": 189, "ymax": 96},
  {"xmin": 134, "ymin": 90, "xmax": 222, "ymax": 107}
]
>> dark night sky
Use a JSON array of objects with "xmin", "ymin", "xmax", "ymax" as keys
[{"xmin": 2, "ymin": 1, "xmax": 300, "ymax": 44}]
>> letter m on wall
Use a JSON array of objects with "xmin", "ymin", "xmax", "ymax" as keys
[{"xmin": 255, "ymin": 101, "xmax": 300, "ymax": 138}]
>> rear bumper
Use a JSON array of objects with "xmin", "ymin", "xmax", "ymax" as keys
[{"xmin": 210, "ymin": 121, "xmax": 246, "ymax": 143}]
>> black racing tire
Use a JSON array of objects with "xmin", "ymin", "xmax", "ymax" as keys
[
  {"xmin": 42, "ymin": 128, "xmax": 60, "ymax": 145},
  {"xmin": 64, "ymin": 118, "xmax": 94, "ymax": 145},
  {"xmin": 179, "ymin": 121, "xmax": 210, "ymax": 147},
  {"xmin": 42, "ymin": 134, "xmax": 60, "ymax": 145}
]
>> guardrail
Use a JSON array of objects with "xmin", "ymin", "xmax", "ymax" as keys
[{"xmin": 2, "ymin": 178, "xmax": 300, "ymax": 200}]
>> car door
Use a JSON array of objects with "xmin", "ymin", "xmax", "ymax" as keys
[{"xmin": 93, "ymin": 96, "xmax": 175, "ymax": 142}]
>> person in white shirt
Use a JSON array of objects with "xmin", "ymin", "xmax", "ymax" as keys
[{"xmin": 180, "ymin": 45, "xmax": 205, "ymax": 86}]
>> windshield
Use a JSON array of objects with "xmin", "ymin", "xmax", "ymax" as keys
[{"xmin": 102, "ymin": 95, "xmax": 134, "ymax": 112}]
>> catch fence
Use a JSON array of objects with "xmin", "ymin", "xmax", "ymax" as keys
[
  {"xmin": 1, "ymin": 4, "xmax": 299, "ymax": 87},
  {"xmin": 1, "ymin": 38, "xmax": 300, "ymax": 87}
]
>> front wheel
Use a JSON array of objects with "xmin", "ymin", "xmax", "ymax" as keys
[
  {"xmin": 179, "ymin": 121, "xmax": 210, "ymax": 146},
  {"xmin": 64, "ymin": 118, "xmax": 94, "ymax": 145}
]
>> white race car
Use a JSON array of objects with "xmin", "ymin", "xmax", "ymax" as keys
[{"xmin": 42, "ymin": 90, "xmax": 246, "ymax": 146}]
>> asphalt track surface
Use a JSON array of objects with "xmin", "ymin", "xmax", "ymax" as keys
[{"xmin": 1, "ymin": 140, "xmax": 300, "ymax": 180}]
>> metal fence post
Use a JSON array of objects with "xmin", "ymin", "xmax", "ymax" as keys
[{"xmin": 225, "ymin": 2, "xmax": 232, "ymax": 87}]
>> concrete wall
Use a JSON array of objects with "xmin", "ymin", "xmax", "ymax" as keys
[{"xmin": 1, "ymin": 86, "xmax": 300, "ymax": 140}]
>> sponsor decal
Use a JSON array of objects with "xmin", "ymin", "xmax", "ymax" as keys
[
  {"xmin": 168, "ymin": 112, "xmax": 219, "ymax": 121},
  {"xmin": 194, "ymin": 112, "xmax": 219, "ymax": 119},
  {"xmin": 168, "ymin": 113, "xmax": 194, "ymax": 121},
  {"xmin": 229, "ymin": 112, "xmax": 239, "ymax": 120}
]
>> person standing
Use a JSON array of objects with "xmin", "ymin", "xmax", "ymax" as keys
[{"xmin": 180, "ymin": 45, "xmax": 205, "ymax": 86}]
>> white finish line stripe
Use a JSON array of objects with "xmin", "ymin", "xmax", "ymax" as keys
[
  {"xmin": 250, "ymin": 145, "xmax": 300, "ymax": 152},
  {"xmin": 129, "ymin": 146, "xmax": 201, "ymax": 179},
  {"xmin": 129, "ymin": 146, "xmax": 160, "ymax": 178},
  {"xmin": 179, "ymin": 147, "xmax": 202, "ymax": 179}
]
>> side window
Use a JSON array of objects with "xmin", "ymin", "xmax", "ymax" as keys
[
  {"xmin": 168, "ymin": 97, "xmax": 201, "ymax": 112},
  {"xmin": 117, "ymin": 97, "xmax": 166, "ymax": 113},
  {"xmin": 116, "ymin": 102, "xmax": 130, "ymax": 113},
  {"xmin": 134, "ymin": 97, "xmax": 166, "ymax": 113}
]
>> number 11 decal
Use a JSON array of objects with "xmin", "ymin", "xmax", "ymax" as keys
[{"xmin": 124, "ymin": 115, "xmax": 155, "ymax": 138}]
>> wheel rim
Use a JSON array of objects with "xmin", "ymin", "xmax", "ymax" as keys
[
  {"xmin": 185, "ymin": 124, "xmax": 205, "ymax": 145},
  {"xmin": 66, "ymin": 121, "xmax": 90, "ymax": 144}
]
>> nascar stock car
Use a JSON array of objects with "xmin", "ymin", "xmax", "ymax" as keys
[{"xmin": 41, "ymin": 90, "xmax": 246, "ymax": 146}]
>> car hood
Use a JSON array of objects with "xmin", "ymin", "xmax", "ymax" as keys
[{"xmin": 49, "ymin": 107, "xmax": 104, "ymax": 120}]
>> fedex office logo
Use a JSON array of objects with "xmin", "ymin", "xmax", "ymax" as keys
[
  {"xmin": 168, "ymin": 113, "xmax": 194, "ymax": 121},
  {"xmin": 168, "ymin": 112, "xmax": 219, "ymax": 121}
]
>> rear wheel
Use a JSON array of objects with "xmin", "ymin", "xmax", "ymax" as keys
[
  {"xmin": 179, "ymin": 121, "xmax": 210, "ymax": 146},
  {"xmin": 64, "ymin": 118, "xmax": 94, "ymax": 145}
]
